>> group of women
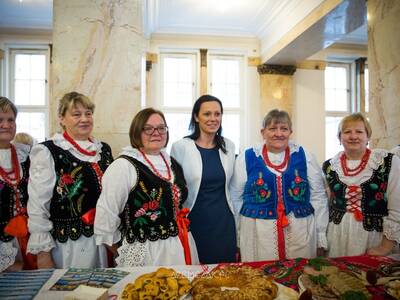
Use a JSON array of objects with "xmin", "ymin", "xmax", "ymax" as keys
[{"xmin": 0, "ymin": 92, "xmax": 399, "ymax": 272}]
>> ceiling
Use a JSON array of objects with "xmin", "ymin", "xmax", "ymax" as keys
[{"xmin": 0, "ymin": 0, "xmax": 367, "ymax": 62}]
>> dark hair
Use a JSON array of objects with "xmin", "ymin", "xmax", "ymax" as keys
[
  {"xmin": 0, "ymin": 96, "xmax": 18, "ymax": 117},
  {"xmin": 186, "ymin": 94, "xmax": 227, "ymax": 153},
  {"xmin": 129, "ymin": 107, "xmax": 169, "ymax": 149}
]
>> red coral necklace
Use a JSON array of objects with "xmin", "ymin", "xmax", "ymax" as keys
[
  {"xmin": 340, "ymin": 148, "xmax": 371, "ymax": 177},
  {"xmin": 63, "ymin": 131, "xmax": 96, "ymax": 156},
  {"xmin": 0, "ymin": 144, "xmax": 23, "ymax": 213},
  {"xmin": 140, "ymin": 150, "xmax": 171, "ymax": 181},
  {"xmin": 262, "ymin": 144, "xmax": 290, "ymax": 173}
]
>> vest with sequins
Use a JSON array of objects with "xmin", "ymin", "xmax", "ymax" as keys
[
  {"xmin": 241, "ymin": 147, "xmax": 314, "ymax": 219},
  {"xmin": 42, "ymin": 141, "xmax": 113, "ymax": 242},
  {"xmin": 0, "ymin": 159, "xmax": 30, "ymax": 242},
  {"xmin": 322, "ymin": 153, "xmax": 392, "ymax": 232},
  {"xmin": 119, "ymin": 155, "xmax": 188, "ymax": 243}
]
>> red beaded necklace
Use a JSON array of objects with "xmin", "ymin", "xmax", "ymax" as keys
[
  {"xmin": 262, "ymin": 144, "xmax": 290, "ymax": 173},
  {"xmin": 0, "ymin": 144, "xmax": 23, "ymax": 213},
  {"xmin": 340, "ymin": 148, "xmax": 371, "ymax": 177},
  {"xmin": 63, "ymin": 131, "xmax": 96, "ymax": 156},
  {"xmin": 140, "ymin": 150, "xmax": 171, "ymax": 181}
]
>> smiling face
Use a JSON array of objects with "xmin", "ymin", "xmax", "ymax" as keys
[
  {"xmin": 60, "ymin": 103, "xmax": 93, "ymax": 141},
  {"xmin": 340, "ymin": 120, "xmax": 369, "ymax": 157},
  {"xmin": 0, "ymin": 109, "xmax": 17, "ymax": 148},
  {"xmin": 140, "ymin": 113, "xmax": 168, "ymax": 155},
  {"xmin": 195, "ymin": 101, "xmax": 222, "ymax": 136},
  {"xmin": 261, "ymin": 121, "xmax": 292, "ymax": 153}
]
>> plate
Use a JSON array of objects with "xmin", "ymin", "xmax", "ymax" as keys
[
  {"xmin": 298, "ymin": 274, "xmax": 337, "ymax": 300},
  {"xmin": 385, "ymin": 279, "xmax": 400, "ymax": 300}
]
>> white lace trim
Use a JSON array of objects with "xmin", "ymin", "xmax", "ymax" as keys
[
  {"xmin": 252, "ymin": 141, "xmax": 300, "ymax": 158},
  {"xmin": 115, "ymin": 239, "xmax": 147, "ymax": 267},
  {"xmin": 383, "ymin": 219, "xmax": 400, "ymax": 243},
  {"xmin": 120, "ymin": 146, "xmax": 171, "ymax": 164},
  {"xmin": 0, "ymin": 242, "xmax": 18, "ymax": 272},
  {"xmin": 27, "ymin": 241, "xmax": 55, "ymax": 255},
  {"xmin": 51, "ymin": 132, "xmax": 104, "ymax": 155},
  {"xmin": 329, "ymin": 149, "xmax": 390, "ymax": 175}
]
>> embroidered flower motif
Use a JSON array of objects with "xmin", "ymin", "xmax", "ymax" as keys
[
  {"xmin": 288, "ymin": 169, "xmax": 307, "ymax": 201},
  {"xmin": 134, "ymin": 208, "xmax": 146, "ymax": 217},
  {"xmin": 133, "ymin": 184, "xmax": 166, "ymax": 227},
  {"xmin": 150, "ymin": 213, "xmax": 158, "ymax": 221},
  {"xmin": 61, "ymin": 174, "xmax": 74, "ymax": 185},
  {"xmin": 148, "ymin": 200, "xmax": 159, "ymax": 211},
  {"xmin": 56, "ymin": 167, "xmax": 84, "ymax": 217},
  {"xmin": 375, "ymin": 192, "xmax": 384, "ymax": 201},
  {"xmin": 252, "ymin": 172, "xmax": 271, "ymax": 203}
]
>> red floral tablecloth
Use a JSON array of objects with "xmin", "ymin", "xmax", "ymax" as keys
[{"xmin": 217, "ymin": 255, "xmax": 396, "ymax": 300}]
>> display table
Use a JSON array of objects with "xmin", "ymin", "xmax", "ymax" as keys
[{"xmin": 0, "ymin": 255, "xmax": 397, "ymax": 299}]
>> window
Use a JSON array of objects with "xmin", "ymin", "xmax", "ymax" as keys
[
  {"xmin": 9, "ymin": 48, "xmax": 49, "ymax": 142},
  {"xmin": 209, "ymin": 55, "xmax": 243, "ymax": 152},
  {"xmin": 159, "ymin": 53, "xmax": 197, "ymax": 151},
  {"xmin": 325, "ymin": 63, "xmax": 351, "ymax": 159}
]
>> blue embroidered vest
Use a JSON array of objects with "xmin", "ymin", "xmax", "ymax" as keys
[
  {"xmin": 0, "ymin": 159, "xmax": 30, "ymax": 242},
  {"xmin": 323, "ymin": 153, "xmax": 392, "ymax": 232},
  {"xmin": 240, "ymin": 147, "xmax": 314, "ymax": 219},
  {"xmin": 43, "ymin": 141, "xmax": 113, "ymax": 242},
  {"xmin": 119, "ymin": 155, "xmax": 188, "ymax": 243}
]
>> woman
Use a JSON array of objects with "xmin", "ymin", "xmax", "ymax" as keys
[
  {"xmin": 231, "ymin": 109, "xmax": 329, "ymax": 262},
  {"xmin": 0, "ymin": 97, "xmax": 36, "ymax": 272},
  {"xmin": 170, "ymin": 95, "xmax": 237, "ymax": 264},
  {"xmin": 94, "ymin": 108, "xmax": 198, "ymax": 266},
  {"xmin": 323, "ymin": 113, "xmax": 400, "ymax": 257},
  {"xmin": 391, "ymin": 145, "xmax": 400, "ymax": 158},
  {"xmin": 27, "ymin": 92, "xmax": 113, "ymax": 269}
]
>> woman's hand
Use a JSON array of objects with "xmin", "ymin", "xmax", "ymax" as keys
[
  {"xmin": 106, "ymin": 244, "xmax": 119, "ymax": 256},
  {"xmin": 5, "ymin": 261, "xmax": 23, "ymax": 272},
  {"xmin": 37, "ymin": 251, "xmax": 55, "ymax": 269},
  {"xmin": 367, "ymin": 236, "xmax": 397, "ymax": 256}
]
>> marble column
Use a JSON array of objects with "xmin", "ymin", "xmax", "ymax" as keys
[
  {"xmin": 257, "ymin": 64, "xmax": 296, "ymax": 119},
  {"xmin": 368, "ymin": 0, "xmax": 400, "ymax": 149},
  {"xmin": 51, "ymin": 0, "xmax": 145, "ymax": 154}
]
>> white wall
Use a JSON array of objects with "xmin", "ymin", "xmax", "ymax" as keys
[{"xmin": 292, "ymin": 68, "xmax": 326, "ymax": 165}]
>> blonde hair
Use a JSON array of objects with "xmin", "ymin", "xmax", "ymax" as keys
[
  {"xmin": 0, "ymin": 96, "xmax": 18, "ymax": 117},
  {"xmin": 13, "ymin": 132, "xmax": 34, "ymax": 147},
  {"xmin": 58, "ymin": 92, "xmax": 95, "ymax": 117},
  {"xmin": 337, "ymin": 113, "xmax": 372, "ymax": 139}
]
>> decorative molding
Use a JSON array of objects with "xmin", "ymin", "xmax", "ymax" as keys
[
  {"xmin": 248, "ymin": 56, "xmax": 261, "ymax": 66},
  {"xmin": 200, "ymin": 49, "xmax": 207, "ymax": 67},
  {"xmin": 146, "ymin": 52, "xmax": 158, "ymax": 63},
  {"xmin": 0, "ymin": 49, "xmax": 4, "ymax": 60},
  {"xmin": 296, "ymin": 60, "xmax": 326, "ymax": 70},
  {"xmin": 257, "ymin": 64, "xmax": 296, "ymax": 75}
]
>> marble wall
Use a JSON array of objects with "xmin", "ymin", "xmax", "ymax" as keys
[
  {"xmin": 52, "ymin": 0, "xmax": 145, "ymax": 154},
  {"xmin": 368, "ymin": 0, "xmax": 400, "ymax": 149}
]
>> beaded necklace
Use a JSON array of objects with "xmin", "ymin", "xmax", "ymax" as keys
[
  {"xmin": 63, "ymin": 131, "xmax": 96, "ymax": 156},
  {"xmin": 340, "ymin": 148, "xmax": 371, "ymax": 177},
  {"xmin": 140, "ymin": 150, "xmax": 171, "ymax": 181},
  {"xmin": 262, "ymin": 144, "xmax": 290, "ymax": 173},
  {"xmin": 0, "ymin": 144, "xmax": 23, "ymax": 214}
]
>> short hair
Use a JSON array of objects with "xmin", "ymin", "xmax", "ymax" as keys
[
  {"xmin": 129, "ymin": 108, "xmax": 169, "ymax": 149},
  {"xmin": 13, "ymin": 132, "xmax": 34, "ymax": 147},
  {"xmin": 262, "ymin": 109, "xmax": 292, "ymax": 130},
  {"xmin": 337, "ymin": 113, "xmax": 372, "ymax": 139},
  {"xmin": 58, "ymin": 92, "xmax": 95, "ymax": 117},
  {"xmin": 0, "ymin": 96, "xmax": 18, "ymax": 118}
]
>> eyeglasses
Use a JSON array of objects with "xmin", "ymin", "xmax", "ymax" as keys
[{"xmin": 142, "ymin": 125, "xmax": 168, "ymax": 135}]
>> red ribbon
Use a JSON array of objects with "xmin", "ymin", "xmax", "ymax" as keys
[
  {"xmin": 176, "ymin": 208, "xmax": 192, "ymax": 265},
  {"xmin": 276, "ymin": 176, "xmax": 288, "ymax": 260},
  {"xmin": 81, "ymin": 208, "xmax": 96, "ymax": 225}
]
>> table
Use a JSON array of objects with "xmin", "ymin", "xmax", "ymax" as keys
[{"xmin": 0, "ymin": 255, "xmax": 397, "ymax": 300}]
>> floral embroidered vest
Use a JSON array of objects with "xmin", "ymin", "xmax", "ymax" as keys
[
  {"xmin": 119, "ymin": 155, "xmax": 188, "ymax": 243},
  {"xmin": 241, "ymin": 146, "xmax": 313, "ymax": 219},
  {"xmin": 0, "ymin": 159, "xmax": 30, "ymax": 242},
  {"xmin": 42, "ymin": 141, "xmax": 113, "ymax": 243},
  {"xmin": 323, "ymin": 153, "xmax": 392, "ymax": 232}
]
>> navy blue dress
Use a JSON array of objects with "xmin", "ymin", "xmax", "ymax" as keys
[{"xmin": 189, "ymin": 145, "xmax": 236, "ymax": 264}]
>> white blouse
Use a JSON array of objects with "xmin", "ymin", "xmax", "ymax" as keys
[
  {"xmin": 94, "ymin": 146, "xmax": 199, "ymax": 267},
  {"xmin": 27, "ymin": 133, "xmax": 108, "ymax": 268},
  {"xmin": 0, "ymin": 143, "xmax": 30, "ymax": 272},
  {"xmin": 327, "ymin": 149, "xmax": 400, "ymax": 257}
]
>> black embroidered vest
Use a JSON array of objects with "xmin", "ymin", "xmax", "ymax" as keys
[
  {"xmin": 119, "ymin": 155, "xmax": 188, "ymax": 243},
  {"xmin": 42, "ymin": 141, "xmax": 113, "ymax": 242},
  {"xmin": 0, "ymin": 158, "xmax": 30, "ymax": 242},
  {"xmin": 323, "ymin": 153, "xmax": 392, "ymax": 232}
]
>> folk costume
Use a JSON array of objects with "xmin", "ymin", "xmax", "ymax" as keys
[
  {"xmin": 94, "ymin": 146, "xmax": 199, "ymax": 267},
  {"xmin": 27, "ymin": 133, "xmax": 113, "ymax": 268},
  {"xmin": 231, "ymin": 142, "xmax": 329, "ymax": 261},
  {"xmin": 391, "ymin": 145, "xmax": 400, "ymax": 158},
  {"xmin": 323, "ymin": 149, "xmax": 400, "ymax": 257},
  {"xmin": 0, "ymin": 143, "xmax": 36, "ymax": 272},
  {"xmin": 170, "ymin": 138, "xmax": 237, "ymax": 264}
]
